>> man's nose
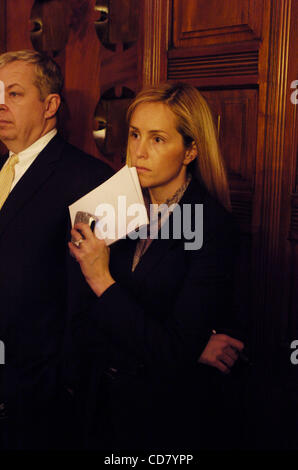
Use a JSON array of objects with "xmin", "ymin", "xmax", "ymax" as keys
[{"xmin": 0, "ymin": 103, "xmax": 8, "ymax": 111}]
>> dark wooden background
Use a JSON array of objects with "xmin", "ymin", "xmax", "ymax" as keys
[{"xmin": 0, "ymin": 0, "xmax": 297, "ymax": 450}]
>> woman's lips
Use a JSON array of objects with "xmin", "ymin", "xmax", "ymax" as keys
[{"xmin": 136, "ymin": 166, "xmax": 151, "ymax": 173}]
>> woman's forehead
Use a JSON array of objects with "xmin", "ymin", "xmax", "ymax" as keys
[{"xmin": 130, "ymin": 102, "xmax": 178, "ymax": 131}]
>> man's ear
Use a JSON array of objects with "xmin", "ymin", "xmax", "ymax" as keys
[
  {"xmin": 183, "ymin": 141, "xmax": 198, "ymax": 165},
  {"xmin": 44, "ymin": 94, "xmax": 61, "ymax": 119}
]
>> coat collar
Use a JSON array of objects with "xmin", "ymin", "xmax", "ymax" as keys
[
  {"xmin": 111, "ymin": 178, "xmax": 207, "ymax": 281},
  {"xmin": 0, "ymin": 134, "xmax": 65, "ymax": 238},
  {"xmin": 0, "ymin": 153, "xmax": 9, "ymax": 171}
]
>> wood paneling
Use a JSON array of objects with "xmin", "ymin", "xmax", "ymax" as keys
[
  {"xmin": 142, "ymin": 0, "xmax": 297, "ymax": 448},
  {"xmin": 173, "ymin": 0, "xmax": 264, "ymax": 48},
  {"xmin": 0, "ymin": 0, "xmax": 6, "ymax": 53},
  {"xmin": 201, "ymin": 89, "xmax": 258, "ymax": 233},
  {"xmin": 202, "ymin": 89, "xmax": 257, "ymax": 191},
  {"xmin": 62, "ymin": 0, "xmax": 139, "ymax": 169},
  {"xmin": 141, "ymin": 0, "xmax": 171, "ymax": 86},
  {"xmin": 30, "ymin": 0, "xmax": 70, "ymax": 54},
  {"xmin": 168, "ymin": 42, "xmax": 259, "ymax": 87},
  {"xmin": 1, "ymin": 0, "xmax": 140, "ymax": 170},
  {"xmin": 94, "ymin": 0, "xmax": 139, "ymax": 50},
  {"xmin": 279, "ymin": 0, "xmax": 298, "ymax": 350},
  {"xmin": 100, "ymin": 44, "xmax": 138, "ymax": 93},
  {"xmin": 93, "ymin": 86, "xmax": 134, "ymax": 164},
  {"xmin": 62, "ymin": 9, "xmax": 102, "ymax": 161},
  {"xmin": 253, "ymin": 0, "xmax": 294, "ymax": 361},
  {"xmin": 6, "ymin": 0, "xmax": 33, "ymax": 50},
  {"xmin": 290, "ymin": 195, "xmax": 298, "ymax": 241}
]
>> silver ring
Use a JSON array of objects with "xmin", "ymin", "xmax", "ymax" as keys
[{"xmin": 73, "ymin": 238, "xmax": 84, "ymax": 248}]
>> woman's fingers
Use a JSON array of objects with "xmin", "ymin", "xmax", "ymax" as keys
[
  {"xmin": 198, "ymin": 333, "xmax": 245, "ymax": 373},
  {"xmin": 73, "ymin": 222, "xmax": 94, "ymax": 241},
  {"xmin": 218, "ymin": 352, "xmax": 235, "ymax": 368},
  {"xmin": 214, "ymin": 360, "xmax": 230, "ymax": 374},
  {"xmin": 223, "ymin": 345, "xmax": 239, "ymax": 362},
  {"xmin": 68, "ymin": 241, "xmax": 82, "ymax": 262},
  {"xmin": 70, "ymin": 223, "xmax": 107, "ymax": 256},
  {"xmin": 223, "ymin": 335, "xmax": 244, "ymax": 352},
  {"xmin": 70, "ymin": 227, "xmax": 85, "ymax": 244}
]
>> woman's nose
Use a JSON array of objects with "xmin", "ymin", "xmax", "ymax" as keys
[{"xmin": 136, "ymin": 139, "xmax": 148, "ymax": 159}]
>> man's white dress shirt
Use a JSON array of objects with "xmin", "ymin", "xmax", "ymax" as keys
[{"xmin": 4, "ymin": 128, "xmax": 58, "ymax": 191}]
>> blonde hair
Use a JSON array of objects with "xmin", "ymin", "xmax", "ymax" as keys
[
  {"xmin": 0, "ymin": 50, "xmax": 63, "ymax": 100},
  {"xmin": 126, "ymin": 82, "xmax": 231, "ymax": 211}
]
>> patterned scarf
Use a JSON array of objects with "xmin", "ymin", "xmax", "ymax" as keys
[{"xmin": 132, "ymin": 173, "xmax": 192, "ymax": 271}]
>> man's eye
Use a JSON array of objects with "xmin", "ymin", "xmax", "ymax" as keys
[
  {"xmin": 9, "ymin": 92, "xmax": 19, "ymax": 97},
  {"xmin": 154, "ymin": 136, "xmax": 163, "ymax": 143}
]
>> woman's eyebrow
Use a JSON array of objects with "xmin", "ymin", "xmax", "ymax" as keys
[
  {"xmin": 148, "ymin": 129, "xmax": 168, "ymax": 135},
  {"xmin": 129, "ymin": 125, "xmax": 169, "ymax": 135}
]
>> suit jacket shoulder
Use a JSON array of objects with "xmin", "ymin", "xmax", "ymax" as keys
[{"xmin": 42, "ymin": 134, "xmax": 114, "ymax": 193}]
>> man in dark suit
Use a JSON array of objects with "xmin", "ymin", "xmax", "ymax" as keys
[{"xmin": 0, "ymin": 50, "xmax": 113, "ymax": 449}]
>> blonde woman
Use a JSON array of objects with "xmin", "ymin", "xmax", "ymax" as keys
[{"xmin": 69, "ymin": 83, "xmax": 245, "ymax": 450}]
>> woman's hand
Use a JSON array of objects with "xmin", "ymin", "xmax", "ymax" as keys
[
  {"xmin": 68, "ymin": 222, "xmax": 115, "ymax": 297},
  {"xmin": 198, "ymin": 333, "xmax": 244, "ymax": 374}
]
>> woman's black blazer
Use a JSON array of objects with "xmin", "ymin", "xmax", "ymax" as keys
[{"xmin": 74, "ymin": 177, "xmax": 242, "ymax": 450}]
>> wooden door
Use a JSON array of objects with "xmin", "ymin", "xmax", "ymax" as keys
[{"xmin": 140, "ymin": 0, "xmax": 298, "ymax": 450}]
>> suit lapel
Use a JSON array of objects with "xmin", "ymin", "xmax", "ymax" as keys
[
  {"xmin": 131, "ymin": 234, "xmax": 179, "ymax": 281},
  {"xmin": 0, "ymin": 135, "xmax": 65, "ymax": 238},
  {"xmin": 110, "ymin": 237, "xmax": 136, "ymax": 280},
  {"xmin": 0, "ymin": 153, "xmax": 9, "ymax": 171},
  {"xmin": 130, "ymin": 178, "xmax": 204, "ymax": 281}
]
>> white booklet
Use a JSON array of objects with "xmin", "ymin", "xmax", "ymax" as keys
[{"xmin": 69, "ymin": 165, "xmax": 148, "ymax": 245}]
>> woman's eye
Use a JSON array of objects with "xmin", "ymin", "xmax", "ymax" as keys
[{"xmin": 129, "ymin": 131, "xmax": 138, "ymax": 139}]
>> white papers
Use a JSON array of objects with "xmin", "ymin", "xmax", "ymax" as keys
[{"xmin": 69, "ymin": 165, "xmax": 148, "ymax": 245}]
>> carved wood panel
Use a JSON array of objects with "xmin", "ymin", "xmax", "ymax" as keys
[
  {"xmin": 202, "ymin": 89, "xmax": 258, "ymax": 232},
  {"xmin": 202, "ymin": 89, "xmax": 257, "ymax": 190},
  {"xmin": 141, "ymin": 0, "xmax": 171, "ymax": 86},
  {"xmin": 0, "ymin": 0, "xmax": 6, "ymax": 53},
  {"xmin": 6, "ymin": 0, "xmax": 33, "ymax": 50},
  {"xmin": 93, "ymin": 86, "xmax": 134, "ymax": 164},
  {"xmin": 94, "ymin": 0, "xmax": 138, "ymax": 50},
  {"xmin": 30, "ymin": 0, "xmax": 70, "ymax": 55},
  {"xmin": 173, "ymin": 0, "xmax": 265, "ymax": 48},
  {"xmin": 1, "ymin": 0, "xmax": 140, "ymax": 169},
  {"xmin": 168, "ymin": 42, "xmax": 259, "ymax": 87}
]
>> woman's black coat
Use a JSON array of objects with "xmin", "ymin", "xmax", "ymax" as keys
[{"xmin": 72, "ymin": 178, "xmax": 244, "ymax": 450}]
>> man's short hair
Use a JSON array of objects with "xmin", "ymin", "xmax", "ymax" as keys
[{"xmin": 0, "ymin": 50, "xmax": 64, "ymax": 100}]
